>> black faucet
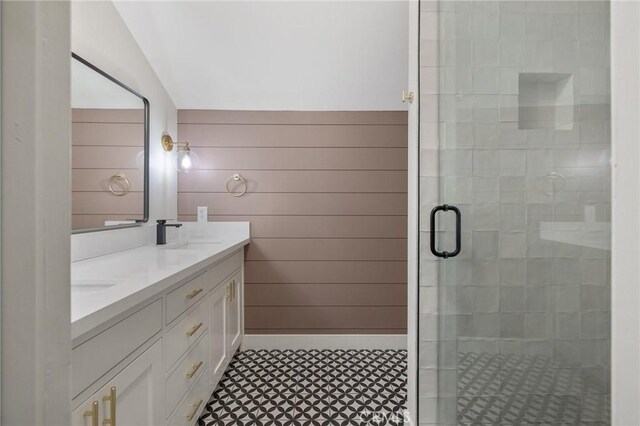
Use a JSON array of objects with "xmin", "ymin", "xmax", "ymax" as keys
[{"xmin": 156, "ymin": 219, "xmax": 183, "ymax": 245}]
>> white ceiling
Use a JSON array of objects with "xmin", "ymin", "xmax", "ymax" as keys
[{"xmin": 113, "ymin": 1, "xmax": 409, "ymax": 111}]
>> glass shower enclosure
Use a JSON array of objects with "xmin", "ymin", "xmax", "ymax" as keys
[{"xmin": 417, "ymin": 1, "xmax": 611, "ymax": 424}]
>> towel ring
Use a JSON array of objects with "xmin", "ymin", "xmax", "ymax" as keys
[
  {"xmin": 226, "ymin": 174, "xmax": 247, "ymax": 197},
  {"xmin": 108, "ymin": 172, "xmax": 130, "ymax": 196},
  {"xmin": 544, "ymin": 172, "xmax": 566, "ymax": 196}
]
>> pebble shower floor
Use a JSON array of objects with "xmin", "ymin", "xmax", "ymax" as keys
[{"xmin": 197, "ymin": 349, "xmax": 408, "ymax": 426}]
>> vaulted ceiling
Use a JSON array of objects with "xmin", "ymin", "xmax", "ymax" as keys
[{"xmin": 114, "ymin": 1, "xmax": 409, "ymax": 111}]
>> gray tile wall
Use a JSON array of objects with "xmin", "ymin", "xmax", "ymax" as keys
[{"xmin": 418, "ymin": 1, "xmax": 611, "ymax": 424}]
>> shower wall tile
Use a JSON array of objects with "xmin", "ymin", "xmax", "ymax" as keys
[
  {"xmin": 499, "ymin": 258, "xmax": 527, "ymax": 285},
  {"xmin": 526, "ymin": 312, "xmax": 553, "ymax": 338},
  {"xmin": 499, "ymin": 231, "xmax": 527, "ymax": 257},
  {"xmin": 581, "ymin": 312, "xmax": 610, "ymax": 339},
  {"xmin": 474, "ymin": 287, "xmax": 499, "ymax": 313},
  {"xmin": 500, "ymin": 287, "xmax": 525, "ymax": 312}
]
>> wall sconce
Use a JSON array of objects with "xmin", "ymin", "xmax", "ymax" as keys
[{"xmin": 162, "ymin": 134, "xmax": 199, "ymax": 172}]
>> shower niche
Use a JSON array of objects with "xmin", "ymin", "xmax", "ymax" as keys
[{"xmin": 518, "ymin": 72, "xmax": 574, "ymax": 130}]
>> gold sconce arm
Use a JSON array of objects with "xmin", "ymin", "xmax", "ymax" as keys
[{"xmin": 161, "ymin": 134, "xmax": 189, "ymax": 152}]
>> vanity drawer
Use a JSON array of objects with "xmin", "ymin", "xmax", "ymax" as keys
[
  {"xmin": 206, "ymin": 250, "xmax": 243, "ymax": 291},
  {"xmin": 167, "ymin": 367, "xmax": 210, "ymax": 426},
  {"xmin": 166, "ymin": 250, "xmax": 242, "ymax": 325},
  {"xmin": 166, "ymin": 270, "xmax": 211, "ymax": 324},
  {"xmin": 166, "ymin": 332, "xmax": 209, "ymax": 418},
  {"xmin": 165, "ymin": 299, "xmax": 209, "ymax": 369},
  {"xmin": 72, "ymin": 299, "xmax": 162, "ymax": 398}
]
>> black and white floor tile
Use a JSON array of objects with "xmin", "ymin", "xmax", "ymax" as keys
[
  {"xmin": 198, "ymin": 349, "xmax": 408, "ymax": 426},
  {"xmin": 457, "ymin": 351, "xmax": 611, "ymax": 426}
]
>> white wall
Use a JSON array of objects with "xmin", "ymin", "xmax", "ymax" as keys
[
  {"xmin": 611, "ymin": 1, "xmax": 640, "ymax": 424},
  {"xmin": 71, "ymin": 59, "xmax": 144, "ymax": 109},
  {"xmin": 2, "ymin": 2, "xmax": 71, "ymax": 424},
  {"xmin": 114, "ymin": 0, "xmax": 409, "ymax": 111},
  {"xmin": 72, "ymin": 0, "xmax": 178, "ymax": 222}
]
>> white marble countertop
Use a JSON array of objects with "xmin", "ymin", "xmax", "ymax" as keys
[{"xmin": 71, "ymin": 222, "xmax": 249, "ymax": 341}]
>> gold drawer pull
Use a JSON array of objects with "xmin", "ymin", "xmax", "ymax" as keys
[
  {"xmin": 231, "ymin": 280, "xmax": 236, "ymax": 301},
  {"xmin": 186, "ymin": 288, "xmax": 203, "ymax": 300},
  {"xmin": 186, "ymin": 322, "xmax": 203, "ymax": 337},
  {"xmin": 186, "ymin": 361, "xmax": 203, "ymax": 379},
  {"xmin": 102, "ymin": 387, "xmax": 116, "ymax": 426},
  {"xmin": 186, "ymin": 399, "xmax": 204, "ymax": 422},
  {"xmin": 83, "ymin": 401, "xmax": 99, "ymax": 426}
]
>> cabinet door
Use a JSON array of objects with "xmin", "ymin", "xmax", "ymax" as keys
[
  {"xmin": 72, "ymin": 394, "xmax": 100, "ymax": 426},
  {"xmin": 226, "ymin": 271, "xmax": 243, "ymax": 355},
  {"xmin": 97, "ymin": 340, "xmax": 163, "ymax": 426},
  {"xmin": 209, "ymin": 283, "xmax": 228, "ymax": 387}
]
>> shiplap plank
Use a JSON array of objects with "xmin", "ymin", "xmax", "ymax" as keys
[
  {"xmin": 72, "ymin": 108, "xmax": 144, "ymax": 123},
  {"xmin": 244, "ymin": 283, "xmax": 407, "ymax": 307},
  {"xmin": 244, "ymin": 261, "xmax": 407, "ymax": 284},
  {"xmin": 72, "ymin": 122, "xmax": 144, "ymax": 146},
  {"xmin": 177, "ymin": 170, "xmax": 407, "ymax": 193},
  {"xmin": 177, "ymin": 216, "xmax": 408, "ymax": 238},
  {"xmin": 245, "ymin": 306, "xmax": 407, "ymax": 329},
  {"xmin": 178, "ymin": 193, "xmax": 407, "ymax": 216},
  {"xmin": 72, "ymin": 146, "xmax": 141, "ymax": 169},
  {"xmin": 245, "ymin": 238, "xmax": 407, "ymax": 261},
  {"xmin": 179, "ymin": 124, "xmax": 407, "ymax": 148},
  {"xmin": 192, "ymin": 147, "xmax": 407, "ymax": 171},
  {"xmin": 178, "ymin": 110, "xmax": 408, "ymax": 125},
  {"xmin": 72, "ymin": 169, "xmax": 144, "ymax": 192},
  {"xmin": 72, "ymin": 192, "xmax": 143, "ymax": 215}
]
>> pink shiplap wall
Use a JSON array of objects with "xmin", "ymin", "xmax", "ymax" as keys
[
  {"xmin": 177, "ymin": 110, "xmax": 408, "ymax": 334},
  {"xmin": 71, "ymin": 109, "xmax": 144, "ymax": 229}
]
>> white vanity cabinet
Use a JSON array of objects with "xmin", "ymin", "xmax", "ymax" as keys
[
  {"xmin": 72, "ymin": 248, "xmax": 245, "ymax": 426},
  {"xmin": 72, "ymin": 339, "xmax": 163, "ymax": 426}
]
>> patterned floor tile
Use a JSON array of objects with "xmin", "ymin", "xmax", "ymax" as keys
[
  {"xmin": 457, "ymin": 351, "xmax": 611, "ymax": 425},
  {"xmin": 198, "ymin": 349, "xmax": 407, "ymax": 426}
]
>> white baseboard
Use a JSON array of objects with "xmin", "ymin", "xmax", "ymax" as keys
[{"xmin": 242, "ymin": 334, "xmax": 407, "ymax": 350}]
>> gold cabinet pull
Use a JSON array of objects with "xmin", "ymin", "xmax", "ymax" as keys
[
  {"xmin": 102, "ymin": 387, "xmax": 116, "ymax": 426},
  {"xmin": 186, "ymin": 288, "xmax": 203, "ymax": 300},
  {"xmin": 186, "ymin": 322, "xmax": 203, "ymax": 337},
  {"xmin": 186, "ymin": 361, "xmax": 203, "ymax": 379},
  {"xmin": 186, "ymin": 399, "xmax": 204, "ymax": 422},
  {"xmin": 84, "ymin": 401, "xmax": 99, "ymax": 426},
  {"xmin": 231, "ymin": 280, "xmax": 235, "ymax": 301},
  {"xmin": 226, "ymin": 283, "xmax": 232, "ymax": 302}
]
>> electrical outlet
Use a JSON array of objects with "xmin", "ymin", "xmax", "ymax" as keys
[{"xmin": 197, "ymin": 206, "xmax": 208, "ymax": 223}]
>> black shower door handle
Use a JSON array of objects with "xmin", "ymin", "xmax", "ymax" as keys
[{"xmin": 430, "ymin": 204, "xmax": 461, "ymax": 259}]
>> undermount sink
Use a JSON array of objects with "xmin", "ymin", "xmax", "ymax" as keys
[
  {"xmin": 160, "ymin": 241, "xmax": 223, "ymax": 250},
  {"xmin": 71, "ymin": 279, "xmax": 119, "ymax": 292}
]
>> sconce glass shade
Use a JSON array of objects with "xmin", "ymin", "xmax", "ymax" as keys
[
  {"xmin": 162, "ymin": 134, "xmax": 198, "ymax": 172},
  {"xmin": 177, "ymin": 146, "xmax": 199, "ymax": 172}
]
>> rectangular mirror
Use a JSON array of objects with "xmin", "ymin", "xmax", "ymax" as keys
[{"xmin": 71, "ymin": 53, "xmax": 149, "ymax": 233}]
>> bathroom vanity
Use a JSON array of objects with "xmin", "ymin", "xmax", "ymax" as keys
[{"xmin": 70, "ymin": 223, "xmax": 249, "ymax": 426}]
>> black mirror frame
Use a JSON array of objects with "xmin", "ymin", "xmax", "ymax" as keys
[{"xmin": 71, "ymin": 52, "xmax": 150, "ymax": 234}]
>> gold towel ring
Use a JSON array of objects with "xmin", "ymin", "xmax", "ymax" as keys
[
  {"xmin": 225, "ymin": 173, "xmax": 247, "ymax": 197},
  {"xmin": 108, "ymin": 172, "xmax": 130, "ymax": 196}
]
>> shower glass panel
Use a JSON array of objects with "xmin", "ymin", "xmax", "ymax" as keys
[{"xmin": 418, "ymin": 1, "xmax": 611, "ymax": 425}]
